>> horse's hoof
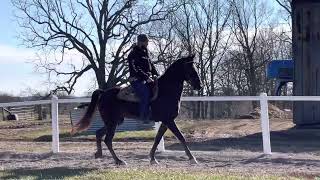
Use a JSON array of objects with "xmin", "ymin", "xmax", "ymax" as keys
[
  {"xmin": 190, "ymin": 157, "xmax": 198, "ymax": 165},
  {"xmin": 115, "ymin": 159, "xmax": 127, "ymax": 166},
  {"xmin": 150, "ymin": 159, "xmax": 159, "ymax": 165},
  {"xmin": 95, "ymin": 152, "xmax": 103, "ymax": 159}
]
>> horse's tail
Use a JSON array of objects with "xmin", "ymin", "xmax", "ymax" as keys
[{"xmin": 71, "ymin": 89, "xmax": 104, "ymax": 135}]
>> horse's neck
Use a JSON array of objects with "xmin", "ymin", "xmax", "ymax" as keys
[{"xmin": 158, "ymin": 72, "xmax": 184, "ymax": 101}]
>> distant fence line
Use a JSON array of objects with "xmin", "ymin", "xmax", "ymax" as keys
[{"xmin": 2, "ymin": 94, "xmax": 320, "ymax": 155}]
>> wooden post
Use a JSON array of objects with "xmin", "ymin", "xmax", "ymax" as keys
[
  {"xmin": 51, "ymin": 95, "xmax": 59, "ymax": 153},
  {"xmin": 293, "ymin": 0, "xmax": 320, "ymax": 125},
  {"xmin": 260, "ymin": 93, "xmax": 272, "ymax": 154},
  {"xmin": 154, "ymin": 122, "xmax": 165, "ymax": 152}
]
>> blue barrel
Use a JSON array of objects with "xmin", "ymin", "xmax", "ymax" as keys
[{"xmin": 267, "ymin": 60, "xmax": 293, "ymax": 80}]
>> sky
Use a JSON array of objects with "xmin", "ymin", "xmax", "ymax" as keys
[
  {"xmin": 0, "ymin": 0, "xmax": 283, "ymax": 97},
  {"xmin": 0, "ymin": 0, "xmax": 95, "ymax": 96},
  {"xmin": 0, "ymin": 0, "xmax": 40, "ymax": 96}
]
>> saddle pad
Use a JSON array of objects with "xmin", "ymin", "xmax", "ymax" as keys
[{"xmin": 117, "ymin": 83, "xmax": 158, "ymax": 103}]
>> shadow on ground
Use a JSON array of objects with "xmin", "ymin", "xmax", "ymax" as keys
[
  {"xmin": 166, "ymin": 128, "xmax": 320, "ymax": 154},
  {"xmin": 1, "ymin": 167, "xmax": 96, "ymax": 180}
]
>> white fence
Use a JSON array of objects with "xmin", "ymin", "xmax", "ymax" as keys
[{"xmin": 2, "ymin": 93, "xmax": 320, "ymax": 154}]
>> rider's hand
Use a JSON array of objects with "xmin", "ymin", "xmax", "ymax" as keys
[
  {"xmin": 152, "ymin": 75, "xmax": 158, "ymax": 80},
  {"xmin": 147, "ymin": 78, "xmax": 154, "ymax": 83}
]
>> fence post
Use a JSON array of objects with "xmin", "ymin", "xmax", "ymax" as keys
[
  {"xmin": 51, "ymin": 95, "xmax": 59, "ymax": 153},
  {"xmin": 154, "ymin": 122, "xmax": 165, "ymax": 152},
  {"xmin": 259, "ymin": 93, "xmax": 272, "ymax": 155}
]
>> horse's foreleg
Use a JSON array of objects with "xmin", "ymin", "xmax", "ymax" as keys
[
  {"xmin": 165, "ymin": 121, "xmax": 198, "ymax": 164},
  {"xmin": 104, "ymin": 122, "xmax": 126, "ymax": 165},
  {"xmin": 149, "ymin": 122, "xmax": 167, "ymax": 165},
  {"xmin": 95, "ymin": 126, "xmax": 107, "ymax": 158}
]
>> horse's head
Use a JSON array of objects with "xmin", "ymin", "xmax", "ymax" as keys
[{"xmin": 182, "ymin": 54, "xmax": 203, "ymax": 90}]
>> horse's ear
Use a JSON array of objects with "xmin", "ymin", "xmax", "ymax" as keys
[{"xmin": 184, "ymin": 54, "xmax": 195, "ymax": 64}]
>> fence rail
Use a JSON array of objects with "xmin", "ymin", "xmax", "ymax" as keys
[
  {"xmin": 0, "ymin": 100, "xmax": 51, "ymax": 108},
  {"xmin": 1, "ymin": 93, "xmax": 320, "ymax": 155}
]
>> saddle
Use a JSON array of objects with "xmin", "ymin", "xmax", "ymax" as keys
[{"xmin": 117, "ymin": 80, "xmax": 159, "ymax": 102}]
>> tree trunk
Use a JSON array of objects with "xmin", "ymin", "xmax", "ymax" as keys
[{"xmin": 96, "ymin": 62, "xmax": 107, "ymax": 89}]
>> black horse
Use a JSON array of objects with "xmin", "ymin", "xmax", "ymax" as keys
[{"xmin": 72, "ymin": 55, "xmax": 202, "ymax": 165}]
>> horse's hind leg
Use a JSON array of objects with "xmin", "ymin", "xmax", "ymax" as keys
[
  {"xmin": 104, "ymin": 121, "xmax": 126, "ymax": 165},
  {"xmin": 165, "ymin": 120, "xmax": 198, "ymax": 164},
  {"xmin": 149, "ymin": 123, "xmax": 167, "ymax": 165},
  {"xmin": 95, "ymin": 126, "xmax": 107, "ymax": 158}
]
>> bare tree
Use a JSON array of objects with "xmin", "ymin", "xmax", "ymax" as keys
[
  {"xmin": 275, "ymin": 0, "xmax": 292, "ymax": 56},
  {"xmin": 147, "ymin": 15, "xmax": 183, "ymax": 73},
  {"xmin": 229, "ymin": 0, "xmax": 273, "ymax": 96},
  {"xmin": 153, "ymin": 0, "xmax": 231, "ymax": 118},
  {"xmin": 275, "ymin": 0, "xmax": 292, "ymax": 15},
  {"xmin": 191, "ymin": 0, "xmax": 231, "ymax": 96},
  {"xmin": 13, "ymin": 0, "xmax": 177, "ymax": 94},
  {"xmin": 217, "ymin": 53, "xmax": 245, "ymax": 95},
  {"xmin": 218, "ymin": 27, "xmax": 292, "ymax": 96}
]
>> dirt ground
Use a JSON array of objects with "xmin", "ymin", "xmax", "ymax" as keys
[{"xmin": 1, "ymin": 118, "xmax": 320, "ymax": 179}]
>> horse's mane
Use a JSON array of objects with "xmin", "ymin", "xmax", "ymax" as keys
[{"xmin": 160, "ymin": 58, "xmax": 185, "ymax": 79}]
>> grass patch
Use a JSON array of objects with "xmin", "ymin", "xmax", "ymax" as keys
[
  {"xmin": 115, "ymin": 130, "xmax": 156, "ymax": 140},
  {"xmin": 0, "ymin": 123, "xmax": 70, "ymax": 142},
  {"xmin": 0, "ymin": 168, "xmax": 303, "ymax": 180},
  {"xmin": 0, "ymin": 119, "xmax": 207, "ymax": 142},
  {"xmin": 0, "ymin": 124, "xmax": 159, "ymax": 142},
  {"xmin": 0, "ymin": 120, "xmax": 16, "ymax": 127},
  {"xmin": 26, "ymin": 127, "xmax": 70, "ymax": 141},
  {"xmin": 71, "ymin": 169, "xmax": 303, "ymax": 180},
  {"xmin": 0, "ymin": 167, "xmax": 95, "ymax": 180}
]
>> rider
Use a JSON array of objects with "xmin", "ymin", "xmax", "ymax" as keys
[{"xmin": 128, "ymin": 34, "xmax": 159, "ymax": 124}]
